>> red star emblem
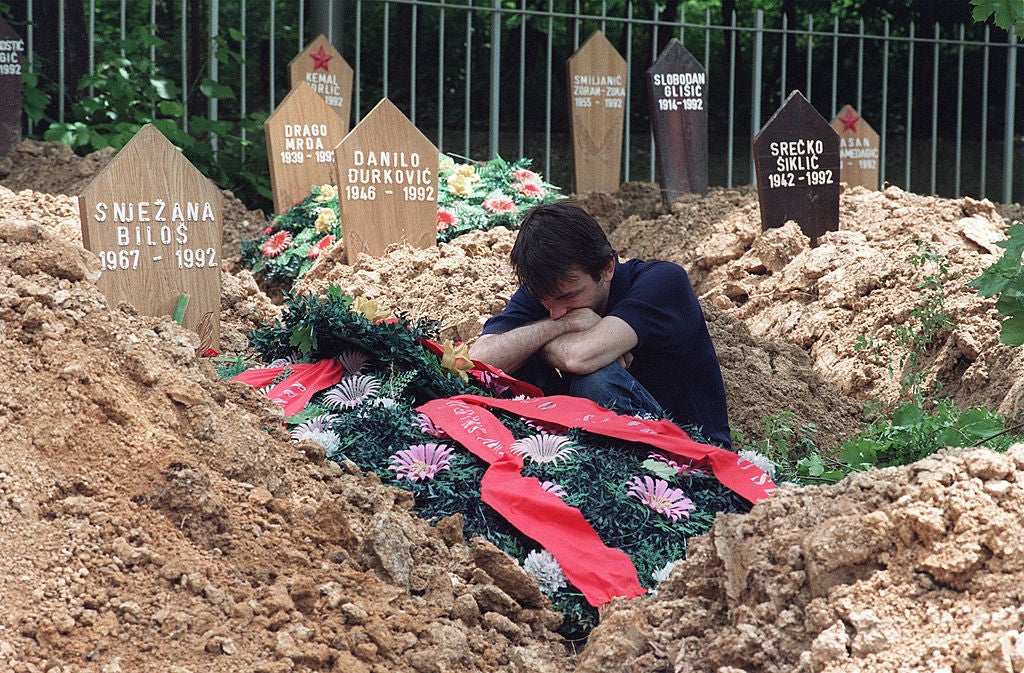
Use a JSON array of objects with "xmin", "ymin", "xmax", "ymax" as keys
[
  {"xmin": 310, "ymin": 45, "xmax": 333, "ymax": 72},
  {"xmin": 838, "ymin": 108, "xmax": 860, "ymax": 133}
]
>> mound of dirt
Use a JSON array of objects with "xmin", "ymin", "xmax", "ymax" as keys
[
  {"xmin": 6, "ymin": 135, "xmax": 1024, "ymax": 673},
  {"xmin": 579, "ymin": 444, "xmax": 1024, "ymax": 673},
  {"xmin": 0, "ymin": 218, "xmax": 568, "ymax": 672}
]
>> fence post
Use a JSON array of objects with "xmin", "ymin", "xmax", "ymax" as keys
[
  {"xmin": 751, "ymin": 10, "xmax": 763, "ymax": 183},
  {"xmin": 1003, "ymin": 28, "xmax": 1017, "ymax": 204},
  {"xmin": 490, "ymin": 0, "xmax": 501, "ymax": 159}
]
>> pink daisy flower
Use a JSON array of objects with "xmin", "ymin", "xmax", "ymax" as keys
[
  {"xmin": 539, "ymin": 481, "xmax": 568, "ymax": 499},
  {"xmin": 482, "ymin": 195, "xmax": 517, "ymax": 214},
  {"xmin": 626, "ymin": 476, "xmax": 695, "ymax": 522},
  {"xmin": 261, "ymin": 230, "xmax": 292, "ymax": 257},
  {"xmin": 388, "ymin": 443, "xmax": 454, "ymax": 482},
  {"xmin": 414, "ymin": 412, "xmax": 450, "ymax": 439},
  {"xmin": 307, "ymin": 234, "xmax": 336, "ymax": 259},
  {"xmin": 514, "ymin": 181, "xmax": 546, "ymax": 198},
  {"xmin": 512, "ymin": 168, "xmax": 540, "ymax": 183},
  {"xmin": 437, "ymin": 208, "xmax": 458, "ymax": 232}
]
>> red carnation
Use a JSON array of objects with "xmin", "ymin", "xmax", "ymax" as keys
[
  {"xmin": 261, "ymin": 230, "xmax": 292, "ymax": 257},
  {"xmin": 308, "ymin": 234, "xmax": 337, "ymax": 259}
]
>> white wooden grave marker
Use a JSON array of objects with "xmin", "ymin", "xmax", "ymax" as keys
[
  {"xmin": 78, "ymin": 124, "xmax": 223, "ymax": 347},
  {"xmin": 334, "ymin": 98, "xmax": 438, "ymax": 264},
  {"xmin": 264, "ymin": 82, "xmax": 347, "ymax": 213},
  {"xmin": 567, "ymin": 31, "xmax": 627, "ymax": 194},
  {"xmin": 288, "ymin": 34, "xmax": 354, "ymax": 133},
  {"xmin": 830, "ymin": 104, "xmax": 880, "ymax": 190}
]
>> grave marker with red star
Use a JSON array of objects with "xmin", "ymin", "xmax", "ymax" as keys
[
  {"xmin": 288, "ymin": 34, "xmax": 354, "ymax": 133},
  {"xmin": 830, "ymin": 104, "xmax": 880, "ymax": 190}
]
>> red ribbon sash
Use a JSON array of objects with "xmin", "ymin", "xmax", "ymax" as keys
[
  {"xmin": 418, "ymin": 398, "xmax": 647, "ymax": 607},
  {"xmin": 232, "ymin": 359, "xmax": 345, "ymax": 417},
  {"xmin": 452, "ymin": 394, "xmax": 776, "ymax": 503}
]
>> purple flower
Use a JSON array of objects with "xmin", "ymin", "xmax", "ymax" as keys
[
  {"xmin": 476, "ymin": 370, "xmax": 510, "ymax": 395},
  {"xmin": 388, "ymin": 443, "xmax": 454, "ymax": 482},
  {"xmin": 539, "ymin": 481, "xmax": 568, "ymax": 500},
  {"xmin": 510, "ymin": 434, "xmax": 577, "ymax": 466},
  {"xmin": 414, "ymin": 412, "xmax": 450, "ymax": 439},
  {"xmin": 626, "ymin": 476, "xmax": 695, "ymax": 522},
  {"xmin": 647, "ymin": 451, "xmax": 709, "ymax": 477}
]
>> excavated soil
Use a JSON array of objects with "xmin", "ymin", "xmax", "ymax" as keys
[{"xmin": 3, "ymin": 140, "xmax": 1024, "ymax": 672}]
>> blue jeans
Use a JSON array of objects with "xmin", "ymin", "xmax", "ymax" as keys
[
  {"xmin": 568, "ymin": 363, "xmax": 664, "ymax": 418},
  {"xmin": 516, "ymin": 358, "xmax": 664, "ymax": 418}
]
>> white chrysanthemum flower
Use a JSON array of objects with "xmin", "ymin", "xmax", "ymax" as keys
[
  {"xmin": 650, "ymin": 560, "xmax": 678, "ymax": 597},
  {"xmin": 291, "ymin": 428, "xmax": 340, "ymax": 454},
  {"xmin": 289, "ymin": 413, "xmax": 338, "ymax": 441},
  {"xmin": 337, "ymin": 349, "xmax": 370, "ymax": 375},
  {"xmin": 269, "ymin": 356, "xmax": 295, "ymax": 368},
  {"xmin": 510, "ymin": 434, "xmax": 577, "ymax": 466},
  {"xmin": 323, "ymin": 375, "xmax": 382, "ymax": 409},
  {"xmin": 522, "ymin": 549, "xmax": 567, "ymax": 595},
  {"xmin": 738, "ymin": 449, "xmax": 777, "ymax": 480}
]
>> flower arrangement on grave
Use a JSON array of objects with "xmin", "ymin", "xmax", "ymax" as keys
[
  {"xmin": 221, "ymin": 287, "xmax": 750, "ymax": 639},
  {"xmin": 435, "ymin": 154, "xmax": 562, "ymax": 243},
  {"xmin": 240, "ymin": 155, "xmax": 560, "ymax": 289},
  {"xmin": 240, "ymin": 183, "xmax": 342, "ymax": 289}
]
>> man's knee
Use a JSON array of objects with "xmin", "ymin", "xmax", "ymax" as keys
[{"xmin": 568, "ymin": 364, "xmax": 663, "ymax": 418}]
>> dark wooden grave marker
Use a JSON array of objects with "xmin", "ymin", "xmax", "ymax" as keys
[
  {"xmin": 0, "ymin": 17, "xmax": 25, "ymax": 160},
  {"xmin": 334, "ymin": 98, "xmax": 439, "ymax": 264},
  {"xmin": 752, "ymin": 90, "xmax": 840, "ymax": 245},
  {"xmin": 264, "ymin": 82, "xmax": 348, "ymax": 213},
  {"xmin": 288, "ymin": 34, "xmax": 354, "ymax": 133},
  {"xmin": 567, "ymin": 31, "xmax": 627, "ymax": 194},
  {"xmin": 831, "ymin": 104, "xmax": 880, "ymax": 190},
  {"xmin": 79, "ymin": 124, "xmax": 223, "ymax": 347},
  {"xmin": 646, "ymin": 38, "xmax": 708, "ymax": 207}
]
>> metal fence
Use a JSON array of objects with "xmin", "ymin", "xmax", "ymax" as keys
[{"xmin": 13, "ymin": 0, "xmax": 1024, "ymax": 203}]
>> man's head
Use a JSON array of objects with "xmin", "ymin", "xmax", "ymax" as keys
[{"xmin": 510, "ymin": 199, "xmax": 615, "ymax": 299}]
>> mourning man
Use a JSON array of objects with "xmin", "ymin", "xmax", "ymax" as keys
[{"xmin": 469, "ymin": 200, "xmax": 731, "ymax": 448}]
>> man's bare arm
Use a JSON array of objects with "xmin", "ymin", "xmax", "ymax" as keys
[
  {"xmin": 468, "ymin": 318, "xmax": 576, "ymax": 374},
  {"xmin": 541, "ymin": 314, "xmax": 638, "ymax": 374}
]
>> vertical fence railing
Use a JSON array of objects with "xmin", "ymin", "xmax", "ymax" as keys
[{"xmin": 10, "ymin": 1, "xmax": 1024, "ymax": 205}]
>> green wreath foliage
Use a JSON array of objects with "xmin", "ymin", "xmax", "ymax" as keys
[{"xmin": 232, "ymin": 288, "xmax": 748, "ymax": 639}]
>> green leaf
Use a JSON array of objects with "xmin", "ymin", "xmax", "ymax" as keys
[
  {"xmin": 289, "ymin": 325, "xmax": 317, "ymax": 355},
  {"xmin": 796, "ymin": 454, "xmax": 825, "ymax": 477},
  {"xmin": 641, "ymin": 459, "xmax": 679, "ymax": 481},
  {"xmin": 891, "ymin": 403, "xmax": 925, "ymax": 428},
  {"xmin": 200, "ymin": 78, "xmax": 236, "ymax": 100},
  {"xmin": 999, "ymin": 314, "xmax": 1024, "ymax": 346}
]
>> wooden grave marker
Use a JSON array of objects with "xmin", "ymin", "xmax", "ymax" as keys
[
  {"xmin": 567, "ymin": 31, "xmax": 627, "ymax": 194},
  {"xmin": 0, "ymin": 17, "xmax": 25, "ymax": 159},
  {"xmin": 78, "ymin": 124, "xmax": 223, "ymax": 347},
  {"xmin": 334, "ymin": 98, "xmax": 438, "ymax": 263},
  {"xmin": 288, "ymin": 34, "xmax": 354, "ymax": 133},
  {"xmin": 646, "ymin": 38, "xmax": 708, "ymax": 207},
  {"xmin": 265, "ymin": 81, "xmax": 348, "ymax": 213},
  {"xmin": 752, "ymin": 90, "xmax": 840, "ymax": 245},
  {"xmin": 831, "ymin": 104, "xmax": 880, "ymax": 190}
]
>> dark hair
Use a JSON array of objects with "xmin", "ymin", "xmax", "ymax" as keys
[{"xmin": 509, "ymin": 200, "xmax": 614, "ymax": 298}]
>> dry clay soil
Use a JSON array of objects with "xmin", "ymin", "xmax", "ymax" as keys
[{"xmin": 3, "ymin": 140, "xmax": 1024, "ymax": 672}]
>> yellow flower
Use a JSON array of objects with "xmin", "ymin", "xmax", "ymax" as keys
[
  {"xmin": 439, "ymin": 155, "xmax": 456, "ymax": 172},
  {"xmin": 315, "ymin": 184, "xmax": 338, "ymax": 202},
  {"xmin": 350, "ymin": 296, "xmax": 391, "ymax": 322},
  {"xmin": 447, "ymin": 174, "xmax": 473, "ymax": 197},
  {"xmin": 452, "ymin": 163, "xmax": 481, "ymax": 182},
  {"xmin": 440, "ymin": 339, "xmax": 474, "ymax": 381},
  {"xmin": 315, "ymin": 207, "xmax": 338, "ymax": 233}
]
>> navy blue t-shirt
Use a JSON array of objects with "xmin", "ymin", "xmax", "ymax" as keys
[{"xmin": 481, "ymin": 258, "xmax": 732, "ymax": 448}]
